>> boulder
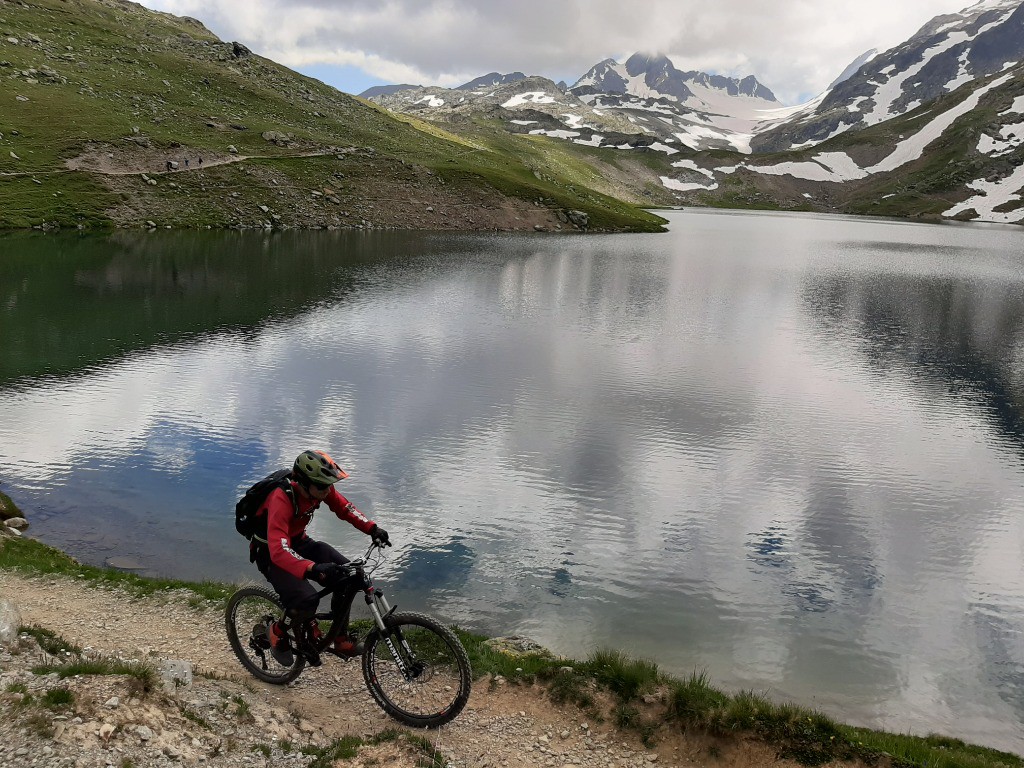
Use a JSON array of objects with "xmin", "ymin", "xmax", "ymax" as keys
[
  {"xmin": 484, "ymin": 635, "xmax": 551, "ymax": 657},
  {"xmin": 261, "ymin": 131, "xmax": 290, "ymax": 146},
  {"xmin": 0, "ymin": 491, "xmax": 24, "ymax": 522},
  {"xmin": 0, "ymin": 600, "xmax": 22, "ymax": 645},
  {"xmin": 566, "ymin": 209, "xmax": 589, "ymax": 228},
  {"xmin": 160, "ymin": 659, "xmax": 193, "ymax": 693}
]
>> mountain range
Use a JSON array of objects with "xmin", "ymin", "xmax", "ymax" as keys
[
  {"xmin": 363, "ymin": 0, "xmax": 1024, "ymax": 225},
  {"xmin": 0, "ymin": 0, "xmax": 1021, "ymax": 230}
]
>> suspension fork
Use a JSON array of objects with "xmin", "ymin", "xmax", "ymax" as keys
[{"xmin": 365, "ymin": 586, "xmax": 419, "ymax": 679}]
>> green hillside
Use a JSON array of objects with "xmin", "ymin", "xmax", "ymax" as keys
[{"xmin": 0, "ymin": 0, "xmax": 665, "ymax": 232}]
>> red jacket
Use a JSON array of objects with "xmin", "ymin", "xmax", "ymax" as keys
[{"xmin": 261, "ymin": 480, "xmax": 375, "ymax": 579}]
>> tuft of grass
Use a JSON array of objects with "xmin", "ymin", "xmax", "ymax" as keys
[
  {"xmin": 42, "ymin": 687, "xmax": 75, "ymax": 709},
  {"xmin": 181, "ymin": 705, "xmax": 212, "ymax": 730},
  {"xmin": 5, "ymin": 682, "xmax": 29, "ymax": 694},
  {"xmin": 301, "ymin": 731, "xmax": 449, "ymax": 768},
  {"xmin": 668, "ymin": 670, "xmax": 730, "ymax": 724},
  {"xmin": 31, "ymin": 658, "xmax": 159, "ymax": 695},
  {"xmin": 19, "ymin": 625, "xmax": 82, "ymax": 657},
  {"xmin": 304, "ymin": 736, "xmax": 363, "ymax": 768},
  {"xmin": 583, "ymin": 649, "xmax": 662, "ymax": 702},
  {"xmin": 233, "ymin": 695, "xmax": 253, "ymax": 722},
  {"xmin": 542, "ymin": 666, "xmax": 596, "ymax": 710},
  {"xmin": 25, "ymin": 712, "xmax": 53, "ymax": 738},
  {"xmin": 451, "ymin": 626, "xmax": 564, "ymax": 682}
]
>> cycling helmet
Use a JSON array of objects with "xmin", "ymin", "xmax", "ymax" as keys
[{"xmin": 293, "ymin": 450, "xmax": 348, "ymax": 486}]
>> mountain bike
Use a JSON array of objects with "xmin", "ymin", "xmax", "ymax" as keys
[{"xmin": 224, "ymin": 542, "xmax": 471, "ymax": 728}]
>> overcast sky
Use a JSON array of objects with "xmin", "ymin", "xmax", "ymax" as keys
[{"xmin": 137, "ymin": 0, "xmax": 984, "ymax": 104}]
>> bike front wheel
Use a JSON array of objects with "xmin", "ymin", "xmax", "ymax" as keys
[
  {"xmin": 225, "ymin": 585, "xmax": 304, "ymax": 684},
  {"xmin": 362, "ymin": 612, "xmax": 472, "ymax": 728}
]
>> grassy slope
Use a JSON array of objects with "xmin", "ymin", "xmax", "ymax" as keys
[
  {"xmin": 0, "ymin": 0, "xmax": 664, "ymax": 232},
  {"xmin": 2, "ymin": 534, "xmax": 1022, "ymax": 768}
]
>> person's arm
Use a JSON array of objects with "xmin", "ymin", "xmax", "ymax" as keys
[
  {"xmin": 325, "ymin": 487, "xmax": 376, "ymax": 534},
  {"xmin": 265, "ymin": 488, "xmax": 314, "ymax": 579}
]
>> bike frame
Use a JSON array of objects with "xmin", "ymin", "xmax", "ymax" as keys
[{"xmin": 310, "ymin": 543, "xmax": 419, "ymax": 680}]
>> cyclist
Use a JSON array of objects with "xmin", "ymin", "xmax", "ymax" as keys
[{"xmin": 253, "ymin": 449, "xmax": 390, "ymax": 667}]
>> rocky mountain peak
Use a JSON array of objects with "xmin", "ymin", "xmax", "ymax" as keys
[
  {"xmin": 624, "ymin": 51, "xmax": 673, "ymax": 77},
  {"xmin": 457, "ymin": 71, "xmax": 527, "ymax": 91}
]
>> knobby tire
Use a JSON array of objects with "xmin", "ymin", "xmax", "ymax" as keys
[
  {"xmin": 361, "ymin": 611, "xmax": 472, "ymax": 728},
  {"xmin": 224, "ymin": 585, "xmax": 305, "ymax": 684}
]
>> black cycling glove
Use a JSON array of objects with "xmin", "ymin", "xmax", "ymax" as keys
[
  {"xmin": 309, "ymin": 562, "xmax": 344, "ymax": 584},
  {"xmin": 370, "ymin": 525, "xmax": 391, "ymax": 547}
]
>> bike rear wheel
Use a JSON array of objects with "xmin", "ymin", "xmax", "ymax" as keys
[
  {"xmin": 225, "ymin": 585, "xmax": 305, "ymax": 684},
  {"xmin": 362, "ymin": 612, "xmax": 471, "ymax": 728}
]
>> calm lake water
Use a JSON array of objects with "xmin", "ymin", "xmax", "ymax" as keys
[{"xmin": 1, "ymin": 210, "xmax": 1023, "ymax": 754}]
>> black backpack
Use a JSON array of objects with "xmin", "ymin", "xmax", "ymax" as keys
[{"xmin": 234, "ymin": 469, "xmax": 296, "ymax": 542}]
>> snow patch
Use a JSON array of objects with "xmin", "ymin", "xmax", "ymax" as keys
[
  {"xmin": 503, "ymin": 91, "xmax": 557, "ymax": 107},
  {"xmin": 660, "ymin": 176, "xmax": 718, "ymax": 192},
  {"xmin": 415, "ymin": 95, "xmax": 444, "ymax": 107},
  {"xmin": 529, "ymin": 129, "xmax": 579, "ymax": 139},
  {"xmin": 943, "ymin": 163, "xmax": 1024, "ymax": 223},
  {"xmin": 671, "ymin": 159, "xmax": 716, "ymax": 178},
  {"xmin": 943, "ymin": 50, "xmax": 974, "ymax": 92},
  {"xmin": 1001, "ymin": 96, "xmax": 1024, "ymax": 115},
  {"xmin": 978, "ymin": 121, "xmax": 1024, "ymax": 155}
]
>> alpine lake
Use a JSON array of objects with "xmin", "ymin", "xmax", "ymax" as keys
[{"xmin": 1, "ymin": 209, "xmax": 1023, "ymax": 755}]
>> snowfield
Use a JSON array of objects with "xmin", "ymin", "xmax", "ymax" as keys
[{"xmin": 944, "ymin": 163, "xmax": 1024, "ymax": 223}]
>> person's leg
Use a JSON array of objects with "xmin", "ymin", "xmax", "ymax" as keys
[
  {"xmin": 255, "ymin": 546, "xmax": 323, "ymax": 664},
  {"xmin": 295, "ymin": 540, "xmax": 361, "ymax": 636}
]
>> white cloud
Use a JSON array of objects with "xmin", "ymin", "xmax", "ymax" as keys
[{"xmin": 138, "ymin": 0, "xmax": 991, "ymax": 104}]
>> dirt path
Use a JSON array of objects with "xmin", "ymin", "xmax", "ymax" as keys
[
  {"xmin": 63, "ymin": 148, "xmax": 337, "ymax": 176},
  {"xmin": 0, "ymin": 569, "xmax": 809, "ymax": 768},
  {"xmin": 0, "ymin": 148, "xmax": 334, "ymax": 179}
]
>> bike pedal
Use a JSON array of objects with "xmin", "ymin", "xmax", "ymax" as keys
[{"xmin": 296, "ymin": 647, "xmax": 322, "ymax": 668}]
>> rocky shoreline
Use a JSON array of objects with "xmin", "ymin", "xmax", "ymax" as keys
[{"xmin": 0, "ymin": 564, "xmax": 739, "ymax": 768}]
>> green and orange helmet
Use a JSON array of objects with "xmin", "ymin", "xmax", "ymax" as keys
[{"xmin": 293, "ymin": 450, "xmax": 348, "ymax": 487}]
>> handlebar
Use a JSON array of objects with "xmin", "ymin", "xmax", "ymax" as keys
[{"xmin": 312, "ymin": 540, "xmax": 388, "ymax": 594}]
